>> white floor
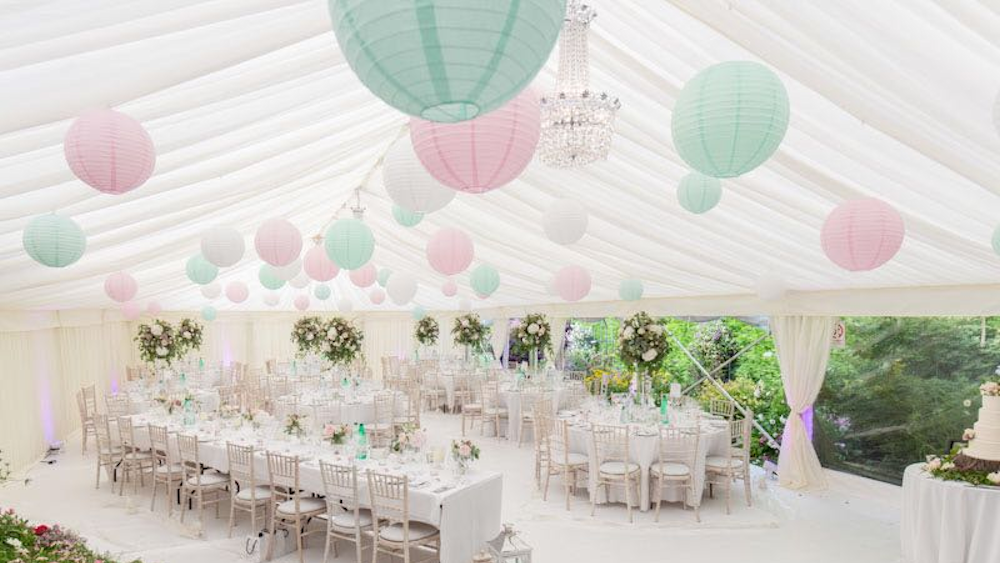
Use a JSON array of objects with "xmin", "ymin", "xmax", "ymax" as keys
[{"xmin": 0, "ymin": 412, "xmax": 904, "ymax": 563}]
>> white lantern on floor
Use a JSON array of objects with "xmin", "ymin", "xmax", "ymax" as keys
[{"xmin": 487, "ymin": 524, "xmax": 532, "ymax": 563}]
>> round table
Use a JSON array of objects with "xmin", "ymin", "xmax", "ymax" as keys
[{"xmin": 901, "ymin": 463, "xmax": 1000, "ymax": 563}]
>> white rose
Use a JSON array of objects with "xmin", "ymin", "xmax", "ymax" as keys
[
  {"xmin": 622, "ymin": 327, "xmax": 634, "ymax": 339},
  {"xmin": 527, "ymin": 323, "xmax": 539, "ymax": 335},
  {"xmin": 638, "ymin": 328, "xmax": 645, "ymax": 335},
  {"xmin": 328, "ymin": 328, "xmax": 337, "ymax": 339},
  {"xmin": 964, "ymin": 428, "xmax": 976, "ymax": 440},
  {"xmin": 461, "ymin": 319, "xmax": 470, "ymax": 327},
  {"xmin": 183, "ymin": 331, "xmax": 191, "ymax": 339},
  {"xmin": 522, "ymin": 337, "xmax": 528, "ymax": 343},
  {"xmin": 151, "ymin": 324, "xmax": 163, "ymax": 336},
  {"xmin": 306, "ymin": 333, "xmax": 314, "ymax": 341},
  {"xmin": 941, "ymin": 462, "xmax": 955, "ymax": 471},
  {"xmin": 156, "ymin": 346, "xmax": 168, "ymax": 356},
  {"xmin": 641, "ymin": 349, "xmax": 658, "ymax": 362},
  {"xmin": 925, "ymin": 457, "xmax": 942, "ymax": 471},
  {"xmin": 650, "ymin": 325, "xmax": 663, "ymax": 335},
  {"xmin": 963, "ymin": 399, "xmax": 972, "ymax": 408},
  {"xmin": 988, "ymin": 472, "xmax": 1000, "ymax": 485}
]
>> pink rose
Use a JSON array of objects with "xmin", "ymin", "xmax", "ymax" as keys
[{"xmin": 459, "ymin": 443, "xmax": 472, "ymax": 457}]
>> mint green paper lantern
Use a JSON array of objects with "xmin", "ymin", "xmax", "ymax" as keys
[
  {"xmin": 186, "ymin": 254, "xmax": 218, "ymax": 285},
  {"xmin": 677, "ymin": 173, "xmax": 722, "ymax": 214},
  {"xmin": 22, "ymin": 213, "xmax": 86, "ymax": 268},
  {"xmin": 328, "ymin": 0, "xmax": 566, "ymax": 122},
  {"xmin": 325, "ymin": 218, "xmax": 374, "ymax": 270},
  {"xmin": 412, "ymin": 305, "xmax": 426, "ymax": 321},
  {"xmin": 392, "ymin": 205, "xmax": 424, "ymax": 227},
  {"xmin": 314, "ymin": 284, "xmax": 332, "ymax": 300},
  {"xmin": 470, "ymin": 264, "xmax": 500, "ymax": 296},
  {"xmin": 619, "ymin": 278, "xmax": 644, "ymax": 301},
  {"xmin": 202, "ymin": 305, "xmax": 217, "ymax": 322},
  {"xmin": 671, "ymin": 61, "xmax": 790, "ymax": 178},
  {"xmin": 377, "ymin": 268, "xmax": 392, "ymax": 287},
  {"xmin": 259, "ymin": 264, "xmax": 286, "ymax": 290}
]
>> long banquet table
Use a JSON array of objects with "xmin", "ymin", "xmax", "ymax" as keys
[{"xmin": 117, "ymin": 414, "xmax": 502, "ymax": 563}]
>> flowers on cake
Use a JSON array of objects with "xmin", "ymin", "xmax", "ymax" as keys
[
  {"xmin": 963, "ymin": 428, "xmax": 976, "ymax": 441},
  {"xmin": 988, "ymin": 472, "xmax": 1000, "ymax": 485},
  {"xmin": 980, "ymin": 381, "xmax": 1000, "ymax": 396},
  {"xmin": 415, "ymin": 316, "xmax": 440, "ymax": 347}
]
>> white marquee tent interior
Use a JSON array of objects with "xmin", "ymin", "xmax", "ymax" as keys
[{"xmin": 2, "ymin": 2, "xmax": 1000, "ymax": 563}]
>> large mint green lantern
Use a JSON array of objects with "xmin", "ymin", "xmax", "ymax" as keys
[
  {"xmin": 22, "ymin": 213, "xmax": 86, "ymax": 268},
  {"xmin": 677, "ymin": 172, "xmax": 722, "ymax": 214},
  {"xmin": 186, "ymin": 254, "xmax": 218, "ymax": 285},
  {"xmin": 619, "ymin": 278, "xmax": 644, "ymax": 301},
  {"xmin": 392, "ymin": 204, "xmax": 424, "ymax": 227},
  {"xmin": 470, "ymin": 263, "xmax": 500, "ymax": 296},
  {"xmin": 259, "ymin": 264, "xmax": 285, "ymax": 290},
  {"xmin": 202, "ymin": 305, "xmax": 217, "ymax": 322},
  {"xmin": 328, "ymin": 0, "xmax": 566, "ymax": 122},
  {"xmin": 671, "ymin": 61, "xmax": 790, "ymax": 178},
  {"xmin": 325, "ymin": 218, "xmax": 374, "ymax": 270}
]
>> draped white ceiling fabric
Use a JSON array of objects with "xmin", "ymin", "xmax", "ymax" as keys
[{"xmin": 3, "ymin": 0, "xmax": 1000, "ymax": 314}]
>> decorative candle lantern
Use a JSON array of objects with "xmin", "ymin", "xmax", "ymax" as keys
[{"xmin": 487, "ymin": 523, "xmax": 532, "ymax": 563}]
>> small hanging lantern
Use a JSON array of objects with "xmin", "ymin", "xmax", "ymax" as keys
[{"xmin": 487, "ymin": 523, "xmax": 532, "ymax": 563}]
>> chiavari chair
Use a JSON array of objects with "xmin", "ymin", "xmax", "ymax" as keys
[
  {"xmin": 319, "ymin": 462, "xmax": 372, "ymax": 563},
  {"xmin": 266, "ymin": 452, "xmax": 326, "ymax": 563},
  {"xmin": 226, "ymin": 443, "xmax": 271, "ymax": 537},
  {"xmin": 706, "ymin": 414, "xmax": 753, "ymax": 513},
  {"xmin": 116, "ymin": 415, "xmax": 153, "ymax": 496},
  {"xmin": 76, "ymin": 385, "xmax": 97, "ymax": 453},
  {"xmin": 148, "ymin": 424, "xmax": 183, "ymax": 514},
  {"xmin": 541, "ymin": 417, "xmax": 589, "ymax": 510},
  {"xmin": 651, "ymin": 424, "xmax": 701, "ymax": 522},
  {"xmin": 590, "ymin": 424, "xmax": 641, "ymax": 523},
  {"xmin": 177, "ymin": 434, "xmax": 229, "ymax": 525},
  {"xmin": 367, "ymin": 471, "xmax": 440, "ymax": 563},
  {"xmin": 93, "ymin": 413, "xmax": 121, "ymax": 491}
]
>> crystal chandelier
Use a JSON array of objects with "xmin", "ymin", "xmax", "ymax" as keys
[{"xmin": 539, "ymin": 1, "xmax": 621, "ymax": 168}]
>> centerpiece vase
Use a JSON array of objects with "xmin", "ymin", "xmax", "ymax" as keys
[
  {"xmin": 464, "ymin": 345, "xmax": 471, "ymax": 364},
  {"xmin": 529, "ymin": 347, "xmax": 539, "ymax": 375}
]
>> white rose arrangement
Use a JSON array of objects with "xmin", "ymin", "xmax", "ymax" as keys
[
  {"xmin": 415, "ymin": 316, "xmax": 440, "ymax": 346},
  {"xmin": 319, "ymin": 317, "xmax": 364, "ymax": 366},
  {"xmin": 618, "ymin": 311, "xmax": 670, "ymax": 372},
  {"xmin": 510, "ymin": 313, "xmax": 552, "ymax": 357},
  {"xmin": 452, "ymin": 313, "xmax": 489, "ymax": 351},
  {"xmin": 292, "ymin": 316, "xmax": 325, "ymax": 356},
  {"xmin": 135, "ymin": 319, "xmax": 180, "ymax": 365}
]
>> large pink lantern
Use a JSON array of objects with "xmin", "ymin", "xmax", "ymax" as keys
[
  {"xmin": 294, "ymin": 294, "xmax": 310, "ymax": 311},
  {"xmin": 821, "ymin": 198, "xmax": 905, "ymax": 271},
  {"xmin": 304, "ymin": 245, "xmax": 339, "ymax": 282},
  {"xmin": 146, "ymin": 301, "xmax": 162, "ymax": 316},
  {"xmin": 441, "ymin": 278, "xmax": 458, "ymax": 297},
  {"xmin": 410, "ymin": 88, "xmax": 540, "ymax": 194},
  {"xmin": 226, "ymin": 281, "xmax": 249, "ymax": 303},
  {"xmin": 554, "ymin": 265, "xmax": 592, "ymax": 302},
  {"xmin": 369, "ymin": 288, "xmax": 386, "ymax": 305},
  {"xmin": 426, "ymin": 228, "xmax": 474, "ymax": 276},
  {"xmin": 349, "ymin": 263, "xmax": 376, "ymax": 288},
  {"xmin": 255, "ymin": 218, "xmax": 302, "ymax": 267},
  {"xmin": 64, "ymin": 109, "xmax": 156, "ymax": 195},
  {"xmin": 121, "ymin": 301, "xmax": 142, "ymax": 320},
  {"xmin": 104, "ymin": 272, "xmax": 137, "ymax": 303}
]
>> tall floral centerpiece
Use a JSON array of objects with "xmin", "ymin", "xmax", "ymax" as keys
[
  {"xmin": 319, "ymin": 317, "xmax": 364, "ymax": 367},
  {"xmin": 291, "ymin": 316, "xmax": 325, "ymax": 357},
  {"xmin": 135, "ymin": 319, "xmax": 181, "ymax": 367},
  {"xmin": 176, "ymin": 318, "xmax": 204, "ymax": 358},
  {"xmin": 511, "ymin": 313, "xmax": 551, "ymax": 373},
  {"xmin": 618, "ymin": 311, "xmax": 670, "ymax": 406},
  {"xmin": 452, "ymin": 313, "xmax": 490, "ymax": 362},
  {"xmin": 415, "ymin": 316, "xmax": 439, "ymax": 359}
]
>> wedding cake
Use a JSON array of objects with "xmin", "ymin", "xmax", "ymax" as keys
[{"xmin": 963, "ymin": 384, "xmax": 1000, "ymax": 462}]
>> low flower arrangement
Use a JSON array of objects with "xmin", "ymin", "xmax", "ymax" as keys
[
  {"xmin": 319, "ymin": 317, "xmax": 364, "ymax": 366},
  {"xmin": 391, "ymin": 424, "xmax": 427, "ymax": 453},
  {"xmin": 323, "ymin": 423, "xmax": 350, "ymax": 445},
  {"xmin": 452, "ymin": 313, "xmax": 489, "ymax": 351},
  {"xmin": 451, "ymin": 439, "xmax": 480, "ymax": 465},
  {"xmin": 154, "ymin": 394, "xmax": 183, "ymax": 415},
  {"xmin": 283, "ymin": 413, "xmax": 307, "ymax": 437},
  {"xmin": 176, "ymin": 318, "xmax": 203, "ymax": 356},
  {"xmin": 618, "ymin": 311, "xmax": 670, "ymax": 372},
  {"xmin": 415, "ymin": 316, "xmax": 439, "ymax": 347},
  {"xmin": 135, "ymin": 319, "xmax": 180, "ymax": 365},
  {"xmin": 242, "ymin": 409, "xmax": 270, "ymax": 428},
  {"xmin": 0, "ymin": 508, "xmax": 142, "ymax": 563},
  {"xmin": 924, "ymin": 449, "xmax": 1000, "ymax": 487},
  {"xmin": 292, "ymin": 316, "xmax": 324, "ymax": 356},
  {"xmin": 510, "ymin": 313, "xmax": 551, "ymax": 357}
]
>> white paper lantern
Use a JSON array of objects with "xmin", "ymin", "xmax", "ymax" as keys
[
  {"xmin": 383, "ymin": 137, "xmax": 456, "ymax": 213},
  {"xmin": 289, "ymin": 272, "xmax": 310, "ymax": 289},
  {"xmin": 263, "ymin": 292, "xmax": 280, "ymax": 307},
  {"xmin": 201, "ymin": 282, "xmax": 221, "ymax": 299},
  {"xmin": 200, "ymin": 227, "xmax": 245, "ymax": 268},
  {"xmin": 386, "ymin": 271, "xmax": 418, "ymax": 305},
  {"xmin": 273, "ymin": 258, "xmax": 301, "ymax": 281},
  {"xmin": 755, "ymin": 274, "xmax": 787, "ymax": 302},
  {"xmin": 543, "ymin": 198, "xmax": 588, "ymax": 245},
  {"xmin": 337, "ymin": 298, "xmax": 354, "ymax": 313}
]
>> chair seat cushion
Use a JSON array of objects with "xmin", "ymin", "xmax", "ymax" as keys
[
  {"xmin": 330, "ymin": 509, "xmax": 373, "ymax": 530},
  {"xmin": 236, "ymin": 485, "xmax": 272, "ymax": 502},
  {"xmin": 483, "ymin": 408, "xmax": 508, "ymax": 416},
  {"xmin": 599, "ymin": 461, "xmax": 640, "ymax": 475},
  {"xmin": 706, "ymin": 456, "xmax": 743, "ymax": 470},
  {"xmin": 554, "ymin": 452, "xmax": 590, "ymax": 467},
  {"xmin": 186, "ymin": 472, "xmax": 228, "ymax": 487},
  {"xmin": 123, "ymin": 451, "xmax": 152, "ymax": 461},
  {"xmin": 651, "ymin": 462, "xmax": 691, "ymax": 477},
  {"xmin": 462, "ymin": 403, "xmax": 482, "ymax": 412},
  {"xmin": 155, "ymin": 463, "xmax": 182, "ymax": 475},
  {"xmin": 276, "ymin": 497, "xmax": 326, "ymax": 515},
  {"xmin": 378, "ymin": 521, "xmax": 439, "ymax": 543}
]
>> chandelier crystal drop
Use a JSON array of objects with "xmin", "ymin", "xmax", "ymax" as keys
[{"xmin": 539, "ymin": 1, "xmax": 621, "ymax": 168}]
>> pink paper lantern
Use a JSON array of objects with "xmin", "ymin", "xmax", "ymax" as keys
[
  {"xmin": 426, "ymin": 228, "xmax": 474, "ymax": 276},
  {"xmin": 255, "ymin": 218, "xmax": 302, "ymax": 267},
  {"xmin": 64, "ymin": 109, "xmax": 156, "ymax": 195},
  {"xmin": 104, "ymin": 271, "xmax": 137, "ymax": 303},
  {"xmin": 821, "ymin": 198, "xmax": 905, "ymax": 271},
  {"xmin": 294, "ymin": 294, "xmax": 310, "ymax": 311},
  {"xmin": 554, "ymin": 265, "xmax": 592, "ymax": 302},
  {"xmin": 121, "ymin": 301, "xmax": 142, "ymax": 320},
  {"xmin": 441, "ymin": 278, "xmax": 458, "ymax": 297},
  {"xmin": 349, "ymin": 263, "xmax": 377, "ymax": 288},
  {"xmin": 369, "ymin": 288, "xmax": 386, "ymax": 305},
  {"xmin": 410, "ymin": 88, "xmax": 540, "ymax": 194},
  {"xmin": 226, "ymin": 281, "xmax": 249, "ymax": 303},
  {"xmin": 146, "ymin": 301, "xmax": 161, "ymax": 316},
  {"xmin": 303, "ymin": 245, "xmax": 339, "ymax": 282}
]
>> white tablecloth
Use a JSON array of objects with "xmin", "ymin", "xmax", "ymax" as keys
[
  {"xmin": 274, "ymin": 393, "xmax": 404, "ymax": 431},
  {"xmin": 500, "ymin": 388, "xmax": 566, "ymax": 442},
  {"xmin": 901, "ymin": 463, "xmax": 1000, "ymax": 563}
]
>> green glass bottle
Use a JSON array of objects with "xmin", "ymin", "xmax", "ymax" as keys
[{"xmin": 356, "ymin": 423, "xmax": 368, "ymax": 460}]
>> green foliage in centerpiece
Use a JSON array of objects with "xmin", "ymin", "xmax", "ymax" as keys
[
  {"xmin": 135, "ymin": 319, "xmax": 180, "ymax": 365},
  {"xmin": 510, "ymin": 313, "xmax": 551, "ymax": 357},
  {"xmin": 415, "ymin": 316, "xmax": 439, "ymax": 346},
  {"xmin": 176, "ymin": 318, "xmax": 204, "ymax": 357},
  {"xmin": 0, "ymin": 508, "xmax": 144, "ymax": 563},
  {"xmin": 319, "ymin": 317, "xmax": 364, "ymax": 366},
  {"xmin": 292, "ymin": 316, "xmax": 324, "ymax": 356},
  {"xmin": 452, "ymin": 313, "xmax": 490, "ymax": 352},
  {"xmin": 617, "ymin": 311, "xmax": 670, "ymax": 372}
]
